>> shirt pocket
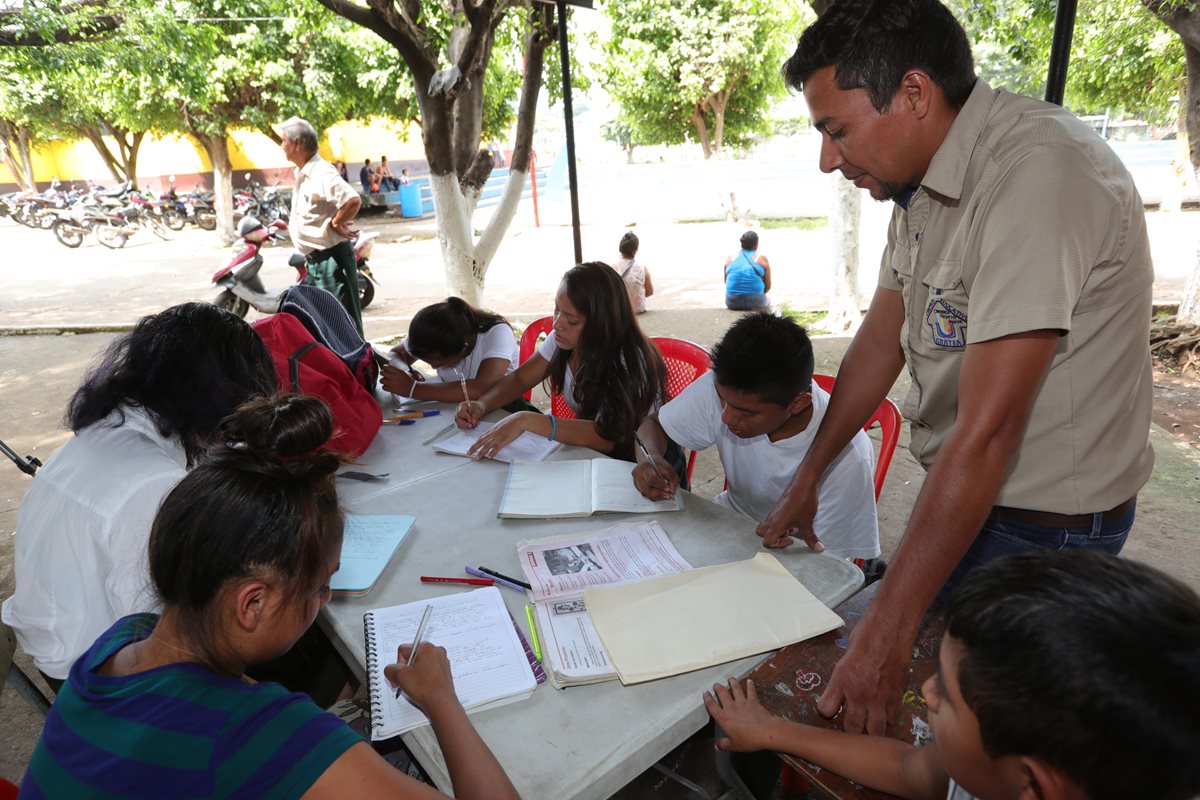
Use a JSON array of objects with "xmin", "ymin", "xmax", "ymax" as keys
[{"xmin": 920, "ymin": 259, "xmax": 969, "ymax": 350}]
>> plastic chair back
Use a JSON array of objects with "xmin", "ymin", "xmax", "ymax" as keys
[
  {"xmin": 812, "ymin": 373, "xmax": 901, "ymax": 501},
  {"xmin": 517, "ymin": 316, "xmax": 554, "ymax": 402},
  {"xmin": 652, "ymin": 337, "xmax": 712, "ymax": 483}
]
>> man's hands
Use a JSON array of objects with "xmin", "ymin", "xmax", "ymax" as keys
[
  {"xmin": 704, "ymin": 678, "xmax": 780, "ymax": 753},
  {"xmin": 755, "ymin": 481, "xmax": 825, "ymax": 552},
  {"xmin": 631, "ymin": 455, "xmax": 679, "ymax": 501},
  {"xmin": 817, "ymin": 616, "xmax": 909, "ymax": 735}
]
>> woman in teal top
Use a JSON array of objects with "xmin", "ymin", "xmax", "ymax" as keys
[
  {"xmin": 23, "ymin": 394, "xmax": 520, "ymax": 800},
  {"xmin": 724, "ymin": 230, "xmax": 772, "ymax": 310}
]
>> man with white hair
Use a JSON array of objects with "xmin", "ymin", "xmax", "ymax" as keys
[{"xmin": 279, "ymin": 116, "xmax": 364, "ymax": 333}]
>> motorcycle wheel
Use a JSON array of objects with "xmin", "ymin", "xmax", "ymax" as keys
[
  {"xmin": 14, "ymin": 207, "xmax": 37, "ymax": 227},
  {"xmin": 213, "ymin": 290, "xmax": 250, "ymax": 319},
  {"xmin": 148, "ymin": 216, "xmax": 172, "ymax": 240},
  {"xmin": 163, "ymin": 209, "xmax": 186, "ymax": 231},
  {"xmin": 358, "ymin": 274, "xmax": 376, "ymax": 309},
  {"xmin": 195, "ymin": 211, "xmax": 217, "ymax": 231},
  {"xmin": 52, "ymin": 219, "xmax": 85, "ymax": 248},
  {"xmin": 96, "ymin": 225, "xmax": 128, "ymax": 249},
  {"xmin": 37, "ymin": 210, "xmax": 56, "ymax": 229}
]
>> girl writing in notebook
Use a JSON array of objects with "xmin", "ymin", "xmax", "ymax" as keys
[
  {"xmin": 22, "ymin": 394, "xmax": 519, "ymax": 800},
  {"xmin": 381, "ymin": 297, "xmax": 522, "ymax": 407},
  {"xmin": 455, "ymin": 261, "xmax": 667, "ymax": 463}
]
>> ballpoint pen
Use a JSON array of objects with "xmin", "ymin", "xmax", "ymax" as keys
[
  {"xmin": 420, "ymin": 576, "xmax": 494, "ymax": 586},
  {"xmin": 476, "ymin": 566, "xmax": 533, "ymax": 591},
  {"xmin": 466, "ymin": 566, "xmax": 527, "ymax": 592},
  {"xmin": 632, "ymin": 431, "xmax": 669, "ymax": 485},
  {"xmin": 384, "ymin": 410, "xmax": 441, "ymax": 421},
  {"xmin": 397, "ymin": 604, "xmax": 433, "ymax": 698},
  {"xmin": 455, "ymin": 367, "xmax": 470, "ymax": 405}
]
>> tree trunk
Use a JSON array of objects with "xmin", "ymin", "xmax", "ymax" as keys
[
  {"xmin": 0, "ymin": 120, "xmax": 35, "ymax": 191},
  {"xmin": 1178, "ymin": 39, "xmax": 1200, "ymax": 324},
  {"xmin": 820, "ymin": 176, "xmax": 865, "ymax": 333},
  {"xmin": 193, "ymin": 130, "xmax": 235, "ymax": 245},
  {"xmin": 690, "ymin": 110, "xmax": 714, "ymax": 160},
  {"xmin": 75, "ymin": 124, "xmax": 145, "ymax": 187}
]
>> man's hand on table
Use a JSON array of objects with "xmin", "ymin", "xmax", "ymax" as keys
[
  {"xmin": 756, "ymin": 482, "xmax": 825, "ymax": 553},
  {"xmin": 704, "ymin": 677, "xmax": 783, "ymax": 753},
  {"xmin": 631, "ymin": 456, "xmax": 679, "ymax": 501},
  {"xmin": 817, "ymin": 613, "xmax": 909, "ymax": 735}
]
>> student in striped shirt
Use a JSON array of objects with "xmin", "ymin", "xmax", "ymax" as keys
[{"xmin": 22, "ymin": 394, "xmax": 519, "ymax": 800}]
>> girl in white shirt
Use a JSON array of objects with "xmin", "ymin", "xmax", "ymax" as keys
[{"xmin": 381, "ymin": 297, "xmax": 519, "ymax": 404}]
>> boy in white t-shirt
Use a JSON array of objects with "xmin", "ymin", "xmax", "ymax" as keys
[{"xmin": 632, "ymin": 312, "xmax": 879, "ymax": 560}]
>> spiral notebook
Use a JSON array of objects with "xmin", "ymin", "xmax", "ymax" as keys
[{"xmin": 363, "ymin": 587, "xmax": 538, "ymax": 740}]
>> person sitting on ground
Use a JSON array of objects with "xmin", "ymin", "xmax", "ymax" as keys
[
  {"xmin": 1, "ymin": 303, "xmax": 278, "ymax": 692},
  {"xmin": 705, "ymin": 549, "xmax": 1200, "ymax": 800},
  {"xmin": 359, "ymin": 158, "xmax": 376, "ymax": 193},
  {"xmin": 399, "ymin": 168, "xmax": 411, "ymax": 185},
  {"xmin": 378, "ymin": 155, "xmax": 401, "ymax": 191},
  {"xmin": 381, "ymin": 297, "xmax": 534, "ymax": 413},
  {"xmin": 612, "ymin": 230, "xmax": 654, "ymax": 314},
  {"xmin": 21, "ymin": 394, "xmax": 521, "ymax": 800},
  {"xmin": 633, "ymin": 312, "xmax": 879, "ymax": 561},
  {"xmin": 723, "ymin": 230, "xmax": 771, "ymax": 311},
  {"xmin": 455, "ymin": 261, "xmax": 674, "ymax": 465}
]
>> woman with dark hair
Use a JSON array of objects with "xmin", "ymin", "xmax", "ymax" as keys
[
  {"xmin": 612, "ymin": 230, "xmax": 654, "ymax": 314},
  {"xmin": 380, "ymin": 297, "xmax": 519, "ymax": 404},
  {"xmin": 22, "ymin": 394, "xmax": 520, "ymax": 800},
  {"xmin": 1, "ymin": 303, "xmax": 278, "ymax": 689},
  {"xmin": 455, "ymin": 262, "xmax": 667, "ymax": 463},
  {"xmin": 723, "ymin": 230, "xmax": 771, "ymax": 310}
]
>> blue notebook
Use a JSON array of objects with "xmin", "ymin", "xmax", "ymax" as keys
[{"xmin": 331, "ymin": 515, "xmax": 416, "ymax": 597}]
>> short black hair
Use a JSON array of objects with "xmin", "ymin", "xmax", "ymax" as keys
[
  {"xmin": 739, "ymin": 230, "xmax": 759, "ymax": 250},
  {"xmin": 946, "ymin": 550, "xmax": 1200, "ymax": 800},
  {"xmin": 65, "ymin": 303, "xmax": 277, "ymax": 466},
  {"xmin": 710, "ymin": 313, "xmax": 813, "ymax": 406},
  {"xmin": 782, "ymin": 0, "xmax": 976, "ymax": 112},
  {"xmin": 619, "ymin": 231, "xmax": 639, "ymax": 258}
]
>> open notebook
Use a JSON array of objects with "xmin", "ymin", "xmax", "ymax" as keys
[
  {"xmin": 363, "ymin": 587, "xmax": 538, "ymax": 740},
  {"xmin": 498, "ymin": 458, "xmax": 683, "ymax": 519},
  {"xmin": 432, "ymin": 420, "xmax": 561, "ymax": 463}
]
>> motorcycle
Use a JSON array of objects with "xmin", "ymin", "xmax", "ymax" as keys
[{"xmin": 211, "ymin": 216, "xmax": 379, "ymax": 318}]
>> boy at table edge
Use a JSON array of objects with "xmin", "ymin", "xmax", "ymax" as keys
[
  {"xmin": 705, "ymin": 549, "xmax": 1200, "ymax": 800},
  {"xmin": 632, "ymin": 312, "xmax": 880, "ymax": 562}
]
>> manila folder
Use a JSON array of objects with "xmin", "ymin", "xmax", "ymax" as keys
[{"xmin": 583, "ymin": 553, "xmax": 844, "ymax": 685}]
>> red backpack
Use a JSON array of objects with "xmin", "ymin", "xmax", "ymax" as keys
[{"xmin": 253, "ymin": 313, "xmax": 381, "ymax": 457}]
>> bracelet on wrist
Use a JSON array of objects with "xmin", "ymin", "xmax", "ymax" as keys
[{"xmin": 548, "ymin": 415, "xmax": 557, "ymax": 442}]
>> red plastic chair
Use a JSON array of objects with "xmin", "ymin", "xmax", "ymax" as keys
[
  {"xmin": 812, "ymin": 373, "xmax": 901, "ymax": 502},
  {"xmin": 517, "ymin": 316, "xmax": 576, "ymax": 416},
  {"xmin": 651, "ymin": 337, "xmax": 712, "ymax": 483}
]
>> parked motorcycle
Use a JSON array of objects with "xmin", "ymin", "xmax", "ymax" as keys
[{"xmin": 211, "ymin": 216, "xmax": 379, "ymax": 318}]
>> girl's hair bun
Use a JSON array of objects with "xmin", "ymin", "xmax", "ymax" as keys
[{"xmin": 210, "ymin": 394, "xmax": 348, "ymax": 480}]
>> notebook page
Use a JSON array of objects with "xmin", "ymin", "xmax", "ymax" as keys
[
  {"xmin": 498, "ymin": 460, "xmax": 592, "ymax": 518},
  {"xmin": 590, "ymin": 458, "xmax": 683, "ymax": 514},
  {"xmin": 368, "ymin": 588, "xmax": 537, "ymax": 738},
  {"xmin": 432, "ymin": 420, "xmax": 561, "ymax": 463}
]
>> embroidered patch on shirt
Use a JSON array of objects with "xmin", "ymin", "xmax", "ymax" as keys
[{"xmin": 926, "ymin": 299, "xmax": 967, "ymax": 348}]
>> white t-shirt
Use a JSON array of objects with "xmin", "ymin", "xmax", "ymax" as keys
[
  {"xmin": 1, "ymin": 405, "xmax": 187, "ymax": 678},
  {"xmin": 658, "ymin": 373, "xmax": 880, "ymax": 560},
  {"xmin": 536, "ymin": 331, "xmax": 581, "ymax": 415},
  {"xmin": 423, "ymin": 323, "xmax": 519, "ymax": 383}
]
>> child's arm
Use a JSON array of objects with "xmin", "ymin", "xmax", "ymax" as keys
[
  {"xmin": 392, "ymin": 358, "xmax": 514, "ymax": 404},
  {"xmin": 456, "ymin": 354, "xmax": 547, "ymax": 429},
  {"xmin": 631, "ymin": 413, "xmax": 680, "ymax": 500},
  {"xmin": 705, "ymin": 678, "xmax": 948, "ymax": 800},
  {"xmin": 643, "ymin": 267, "xmax": 654, "ymax": 298}
]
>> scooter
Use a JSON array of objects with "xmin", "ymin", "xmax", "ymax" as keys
[{"xmin": 211, "ymin": 216, "xmax": 380, "ymax": 318}]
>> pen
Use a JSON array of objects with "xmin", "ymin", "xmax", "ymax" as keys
[
  {"xmin": 456, "ymin": 367, "xmax": 470, "ymax": 405},
  {"xmin": 421, "ymin": 422, "xmax": 456, "ymax": 446},
  {"xmin": 476, "ymin": 566, "xmax": 532, "ymax": 591},
  {"xmin": 382, "ymin": 419, "xmax": 416, "ymax": 426},
  {"xmin": 384, "ymin": 410, "xmax": 441, "ymax": 421},
  {"xmin": 420, "ymin": 576, "xmax": 494, "ymax": 586},
  {"xmin": 466, "ymin": 566, "xmax": 528, "ymax": 592},
  {"xmin": 524, "ymin": 604, "xmax": 543, "ymax": 662},
  {"xmin": 633, "ymin": 431, "xmax": 669, "ymax": 484},
  {"xmin": 396, "ymin": 603, "xmax": 433, "ymax": 698}
]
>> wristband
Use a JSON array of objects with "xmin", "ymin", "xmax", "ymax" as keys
[{"xmin": 548, "ymin": 415, "xmax": 557, "ymax": 442}]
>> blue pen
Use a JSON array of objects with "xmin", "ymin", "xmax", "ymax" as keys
[{"xmin": 466, "ymin": 566, "xmax": 526, "ymax": 593}]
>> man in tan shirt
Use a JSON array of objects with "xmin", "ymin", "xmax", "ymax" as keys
[
  {"xmin": 280, "ymin": 117, "xmax": 364, "ymax": 333},
  {"xmin": 762, "ymin": 0, "xmax": 1154, "ymax": 736}
]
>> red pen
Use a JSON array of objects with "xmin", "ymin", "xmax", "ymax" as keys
[{"xmin": 420, "ymin": 576, "xmax": 494, "ymax": 586}]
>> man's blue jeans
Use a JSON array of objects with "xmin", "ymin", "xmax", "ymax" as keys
[{"xmin": 938, "ymin": 501, "xmax": 1136, "ymax": 602}]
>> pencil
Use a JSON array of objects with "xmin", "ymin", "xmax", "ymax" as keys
[{"xmin": 396, "ymin": 604, "xmax": 433, "ymax": 698}]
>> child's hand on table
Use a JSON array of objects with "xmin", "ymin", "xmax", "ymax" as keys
[
  {"xmin": 631, "ymin": 457, "xmax": 680, "ymax": 501},
  {"xmin": 455, "ymin": 400, "xmax": 486, "ymax": 430},
  {"xmin": 385, "ymin": 642, "xmax": 460, "ymax": 716},
  {"xmin": 704, "ymin": 677, "xmax": 782, "ymax": 753},
  {"xmin": 467, "ymin": 412, "xmax": 534, "ymax": 459}
]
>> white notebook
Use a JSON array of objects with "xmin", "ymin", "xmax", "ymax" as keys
[
  {"xmin": 497, "ymin": 458, "xmax": 684, "ymax": 519},
  {"xmin": 363, "ymin": 587, "xmax": 537, "ymax": 740},
  {"xmin": 431, "ymin": 420, "xmax": 561, "ymax": 463}
]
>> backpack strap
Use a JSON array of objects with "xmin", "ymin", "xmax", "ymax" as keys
[{"xmin": 288, "ymin": 342, "xmax": 321, "ymax": 392}]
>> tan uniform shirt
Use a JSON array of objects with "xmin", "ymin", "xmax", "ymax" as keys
[
  {"xmin": 879, "ymin": 79, "xmax": 1154, "ymax": 514},
  {"xmin": 289, "ymin": 154, "xmax": 358, "ymax": 254}
]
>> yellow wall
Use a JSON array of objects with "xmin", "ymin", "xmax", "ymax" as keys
[{"xmin": 0, "ymin": 118, "xmax": 425, "ymax": 186}]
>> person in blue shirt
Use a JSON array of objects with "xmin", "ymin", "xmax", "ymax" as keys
[{"xmin": 723, "ymin": 230, "xmax": 772, "ymax": 310}]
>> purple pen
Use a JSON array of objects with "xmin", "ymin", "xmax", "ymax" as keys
[{"xmin": 465, "ymin": 566, "xmax": 526, "ymax": 593}]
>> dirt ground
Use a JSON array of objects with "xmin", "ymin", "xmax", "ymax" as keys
[{"xmin": 1152, "ymin": 367, "xmax": 1200, "ymax": 452}]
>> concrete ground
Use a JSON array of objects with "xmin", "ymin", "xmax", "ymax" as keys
[{"xmin": 1, "ymin": 202, "xmax": 1198, "ymax": 791}]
